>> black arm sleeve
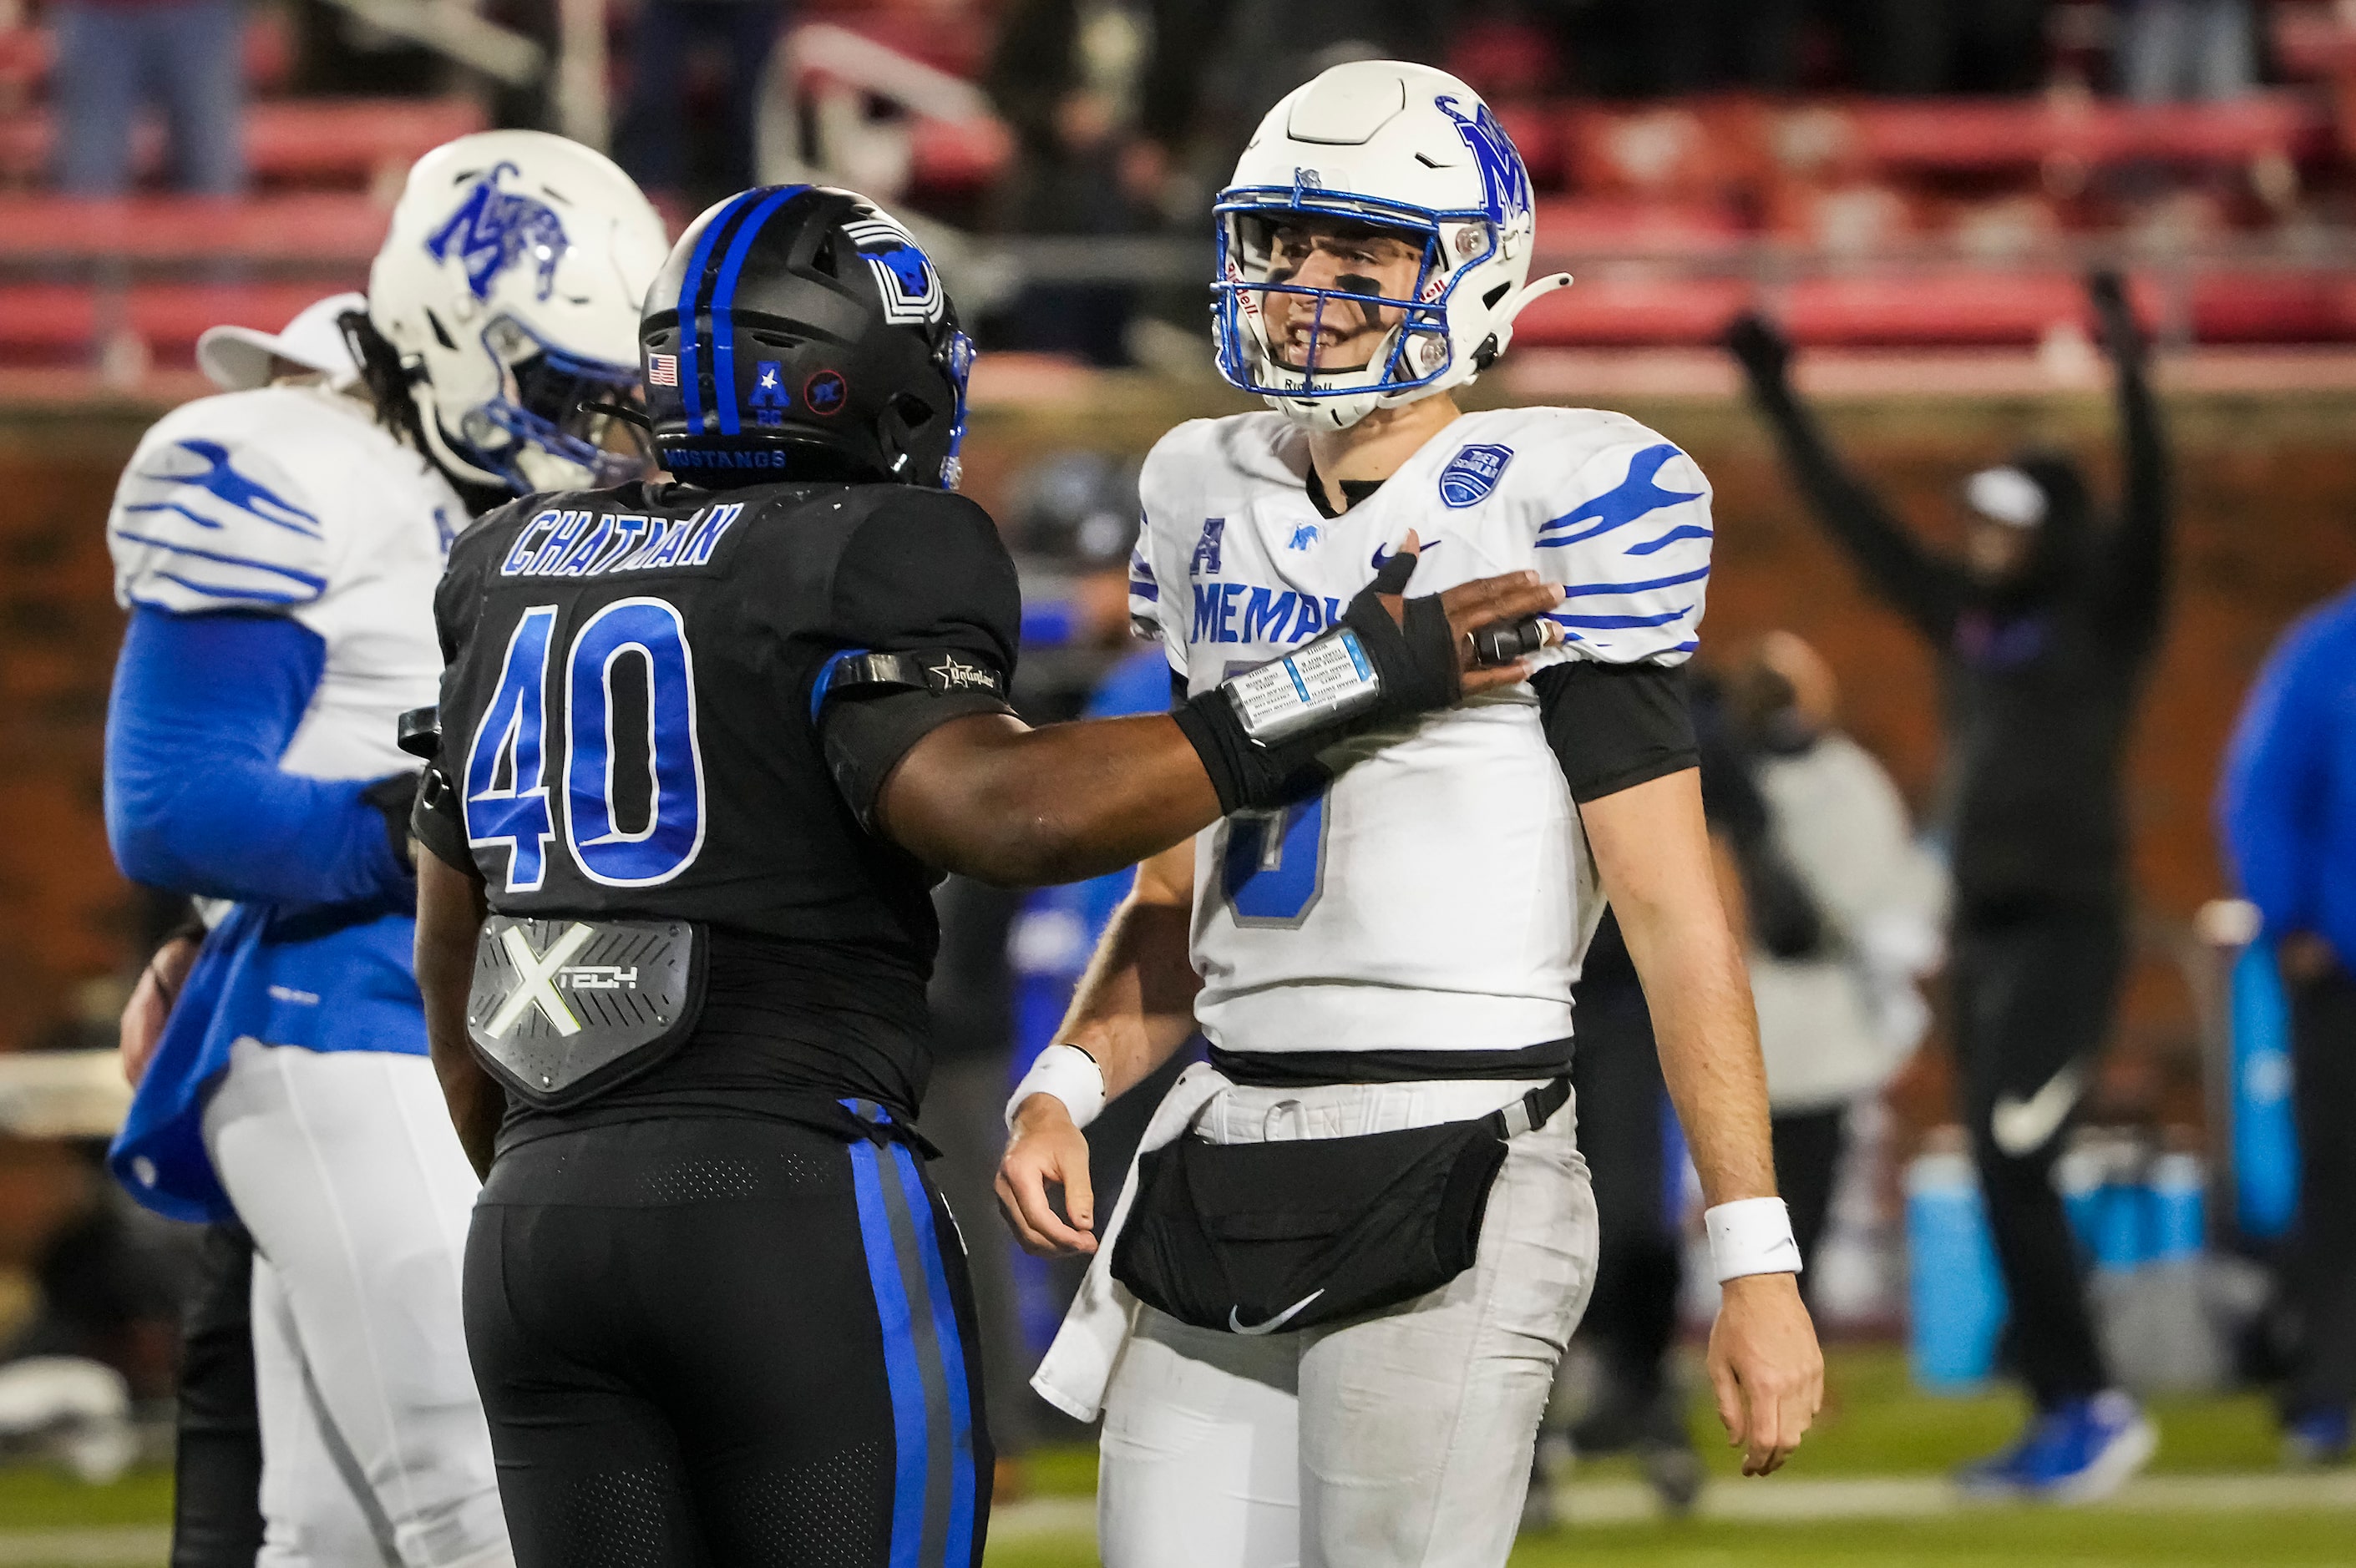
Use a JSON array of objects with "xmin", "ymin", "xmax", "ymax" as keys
[
  {"xmin": 1533, "ymin": 660, "xmax": 1700, "ymax": 802},
  {"xmin": 2096, "ymin": 309, "xmax": 2172, "ymax": 655},
  {"xmin": 811, "ymin": 489, "xmax": 1023, "ymax": 827},
  {"xmin": 1740, "ymin": 373, "xmax": 1971, "ymax": 644}
]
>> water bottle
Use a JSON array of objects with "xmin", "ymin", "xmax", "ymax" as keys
[
  {"xmin": 2151, "ymin": 1151, "xmax": 2207, "ymax": 1262},
  {"xmin": 2231, "ymin": 938, "xmax": 2299, "ymax": 1240},
  {"xmin": 2091, "ymin": 1142, "xmax": 2154, "ymax": 1276},
  {"xmin": 1907, "ymin": 1146, "xmax": 2009, "ymax": 1391}
]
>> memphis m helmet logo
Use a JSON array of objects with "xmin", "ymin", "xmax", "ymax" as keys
[
  {"xmin": 425, "ymin": 162, "xmax": 570, "ymax": 302},
  {"xmin": 1435, "ymin": 96, "xmax": 1533, "ymax": 228},
  {"xmin": 844, "ymin": 215, "xmax": 945, "ymax": 326}
]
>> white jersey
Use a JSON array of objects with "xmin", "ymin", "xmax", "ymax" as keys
[
  {"xmin": 107, "ymin": 384, "xmax": 463, "ymax": 781},
  {"xmin": 1132, "ymin": 407, "xmax": 1714, "ymax": 1060}
]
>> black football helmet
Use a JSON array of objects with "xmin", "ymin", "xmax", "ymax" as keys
[{"xmin": 641, "ymin": 185, "xmax": 974, "ymax": 488}]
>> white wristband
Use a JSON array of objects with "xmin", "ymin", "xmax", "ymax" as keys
[
  {"xmin": 1005, "ymin": 1044, "xmax": 1107, "ymax": 1132},
  {"xmin": 1705, "ymin": 1197, "xmax": 1802, "ymax": 1282}
]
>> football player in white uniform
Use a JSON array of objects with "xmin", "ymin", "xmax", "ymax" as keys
[
  {"xmin": 997, "ymin": 62, "xmax": 1822, "ymax": 1567},
  {"xmin": 104, "ymin": 131, "xmax": 666, "ymax": 1567}
]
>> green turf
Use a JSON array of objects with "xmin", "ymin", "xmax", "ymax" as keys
[
  {"xmin": 983, "ymin": 1511, "xmax": 2356, "ymax": 1568},
  {"xmin": 0, "ymin": 1464, "xmax": 172, "ymax": 1528},
  {"xmin": 1003, "ymin": 1344, "xmax": 2295, "ymax": 1500},
  {"xmin": 1654, "ymin": 1344, "xmax": 2290, "ymax": 1479}
]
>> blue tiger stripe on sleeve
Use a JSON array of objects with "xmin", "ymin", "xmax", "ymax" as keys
[{"xmin": 109, "ymin": 432, "xmax": 330, "ymax": 615}]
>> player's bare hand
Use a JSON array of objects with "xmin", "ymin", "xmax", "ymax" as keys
[
  {"xmin": 1707, "ymin": 1272, "xmax": 1822, "ymax": 1476},
  {"xmin": 120, "ymin": 933, "xmax": 199, "ymax": 1087},
  {"xmin": 1371, "ymin": 533, "xmax": 1564, "ymax": 697},
  {"xmin": 996, "ymin": 1095, "xmax": 1100, "ymax": 1257}
]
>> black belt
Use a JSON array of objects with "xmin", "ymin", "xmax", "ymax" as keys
[{"xmin": 1210, "ymin": 1036, "xmax": 1575, "ymax": 1087}]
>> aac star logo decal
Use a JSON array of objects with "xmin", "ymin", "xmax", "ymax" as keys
[{"xmin": 747, "ymin": 359, "xmax": 790, "ymax": 426}]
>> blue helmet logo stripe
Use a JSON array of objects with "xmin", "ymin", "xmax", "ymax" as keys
[
  {"xmin": 709, "ymin": 185, "xmax": 808, "ymax": 437},
  {"xmin": 674, "ymin": 189, "xmax": 767, "ymax": 431}
]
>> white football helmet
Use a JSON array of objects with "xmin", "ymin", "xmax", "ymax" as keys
[
  {"xmin": 368, "ymin": 130, "xmax": 670, "ymax": 493},
  {"xmin": 1214, "ymin": 61, "xmax": 1573, "ymax": 432}
]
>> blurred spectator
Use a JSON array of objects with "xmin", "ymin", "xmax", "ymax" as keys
[
  {"xmin": 923, "ymin": 451, "xmax": 1155, "ymax": 1478},
  {"xmin": 1558, "ymin": 910, "xmax": 1703, "ymax": 1515},
  {"xmin": 2115, "ymin": 0, "xmax": 2257, "ymax": 103},
  {"xmin": 50, "ymin": 0, "xmax": 245, "ymax": 195},
  {"xmin": 1137, "ymin": 0, "xmax": 1446, "ymax": 191},
  {"xmin": 2218, "ymin": 579, "xmax": 2356, "ymax": 1465},
  {"xmin": 1535, "ymin": 0, "xmax": 1811, "ymax": 96},
  {"xmin": 613, "ymin": 0, "xmax": 788, "ymax": 205},
  {"xmin": 1730, "ymin": 271, "xmax": 2170, "ymax": 1498},
  {"xmin": 985, "ymin": 0, "xmax": 1156, "ymax": 362},
  {"xmin": 1728, "ymin": 632, "xmax": 1943, "ymax": 1296},
  {"xmin": 1820, "ymin": 0, "xmax": 2051, "ymax": 94},
  {"xmin": 1558, "ymin": 676, "xmax": 1802, "ymax": 1516}
]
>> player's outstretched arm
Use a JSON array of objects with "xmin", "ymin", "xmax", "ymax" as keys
[
  {"xmin": 415, "ymin": 843, "xmax": 503, "ymax": 1179},
  {"xmin": 874, "ymin": 549, "xmax": 1562, "ymax": 887},
  {"xmin": 1581, "ymin": 768, "xmax": 1823, "ymax": 1476},
  {"xmin": 996, "ymin": 838, "xmax": 1203, "ymax": 1257}
]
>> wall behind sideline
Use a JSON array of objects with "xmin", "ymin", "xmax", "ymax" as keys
[{"xmin": 3, "ymin": 382, "xmax": 2352, "ymax": 1108}]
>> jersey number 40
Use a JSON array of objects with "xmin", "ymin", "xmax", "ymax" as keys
[{"xmin": 464, "ymin": 599, "xmax": 707, "ymax": 893}]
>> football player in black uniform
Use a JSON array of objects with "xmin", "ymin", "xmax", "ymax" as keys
[{"xmin": 407, "ymin": 184, "xmax": 1563, "ymax": 1568}]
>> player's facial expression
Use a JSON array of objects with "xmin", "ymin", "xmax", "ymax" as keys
[{"xmin": 1257, "ymin": 219, "xmax": 1426, "ymax": 375}]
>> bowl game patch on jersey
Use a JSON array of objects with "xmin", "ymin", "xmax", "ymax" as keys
[{"xmin": 1438, "ymin": 443, "xmax": 1514, "ymax": 508}]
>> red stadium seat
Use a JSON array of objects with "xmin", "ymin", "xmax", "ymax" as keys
[
  {"xmin": 1780, "ymin": 92, "xmax": 2333, "ymax": 177},
  {"xmin": 0, "ymin": 98, "xmax": 486, "ymax": 188},
  {"xmin": 1508, "ymin": 275, "xmax": 1751, "ymax": 347},
  {"xmin": 0, "ymin": 194, "xmax": 388, "ymax": 264},
  {"xmin": 1533, "ymin": 197, "xmax": 1745, "ymax": 255},
  {"xmin": 1782, "ymin": 272, "xmax": 2086, "ymax": 346},
  {"xmin": 0, "ymin": 281, "xmax": 361, "ymax": 365},
  {"xmin": 2187, "ymin": 272, "xmax": 2356, "ymax": 341}
]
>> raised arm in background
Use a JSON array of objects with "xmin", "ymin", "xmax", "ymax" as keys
[
  {"xmin": 1727, "ymin": 315, "xmax": 1971, "ymax": 645},
  {"xmin": 2086, "ymin": 269, "xmax": 2173, "ymax": 654}
]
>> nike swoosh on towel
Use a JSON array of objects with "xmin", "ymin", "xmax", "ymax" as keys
[
  {"xmin": 1990, "ymin": 1064, "xmax": 2086, "ymax": 1157},
  {"xmin": 1228, "ymin": 1291, "xmax": 1325, "ymax": 1336}
]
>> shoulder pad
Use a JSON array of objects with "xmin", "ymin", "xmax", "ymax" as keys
[
  {"xmin": 1511, "ymin": 417, "xmax": 1715, "ymax": 668},
  {"xmin": 109, "ymin": 401, "xmax": 329, "ymax": 615}
]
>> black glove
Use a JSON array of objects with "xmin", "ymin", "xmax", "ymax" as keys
[
  {"xmin": 1726, "ymin": 311, "xmax": 1793, "ymax": 391},
  {"xmin": 361, "ymin": 771, "xmax": 425, "ymax": 875},
  {"xmin": 1173, "ymin": 550, "xmax": 1465, "ymax": 815}
]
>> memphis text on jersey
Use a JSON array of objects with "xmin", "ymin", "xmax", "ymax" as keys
[{"xmin": 499, "ymin": 503, "xmax": 747, "ymax": 579}]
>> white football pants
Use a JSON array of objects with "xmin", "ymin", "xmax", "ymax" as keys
[
  {"xmin": 1097, "ymin": 1078, "xmax": 1599, "ymax": 1568},
  {"xmin": 205, "ymin": 1037, "xmax": 511, "ymax": 1568}
]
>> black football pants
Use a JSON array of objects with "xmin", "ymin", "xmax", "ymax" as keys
[
  {"xmin": 2288, "ymin": 964, "xmax": 2356, "ymax": 1418},
  {"xmin": 171, "ymin": 1221, "xmax": 266, "ymax": 1568},
  {"xmin": 1951, "ymin": 903, "xmax": 2124, "ymax": 1409},
  {"xmin": 464, "ymin": 1115, "xmax": 992, "ymax": 1568}
]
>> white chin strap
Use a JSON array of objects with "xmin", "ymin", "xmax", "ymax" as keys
[{"xmin": 1264, "ymin": 272, "xmax": 1577, "ymax": 432}]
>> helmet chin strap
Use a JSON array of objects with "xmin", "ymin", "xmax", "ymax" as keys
[{"xmin": 408, "ymin": 383, "xmax": 514, "ymax": 493}]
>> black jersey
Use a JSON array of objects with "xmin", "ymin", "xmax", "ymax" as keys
[{"xmin": 416, "ymin": 477, "xmax": 1020, "ymax": 1128}]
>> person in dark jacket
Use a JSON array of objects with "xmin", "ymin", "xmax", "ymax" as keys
[{"xmin": 1728, "ymin": 270, "xmax": 2170, "ymax": 1500}]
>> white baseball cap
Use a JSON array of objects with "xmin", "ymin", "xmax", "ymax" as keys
[
  {"xmin": 1963, "ymin": 465, "xmax": 2049, "ymax": 530},
  {"xmin": 196, "ymin": 291, "xmax": 367, "ymax": 392}
]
